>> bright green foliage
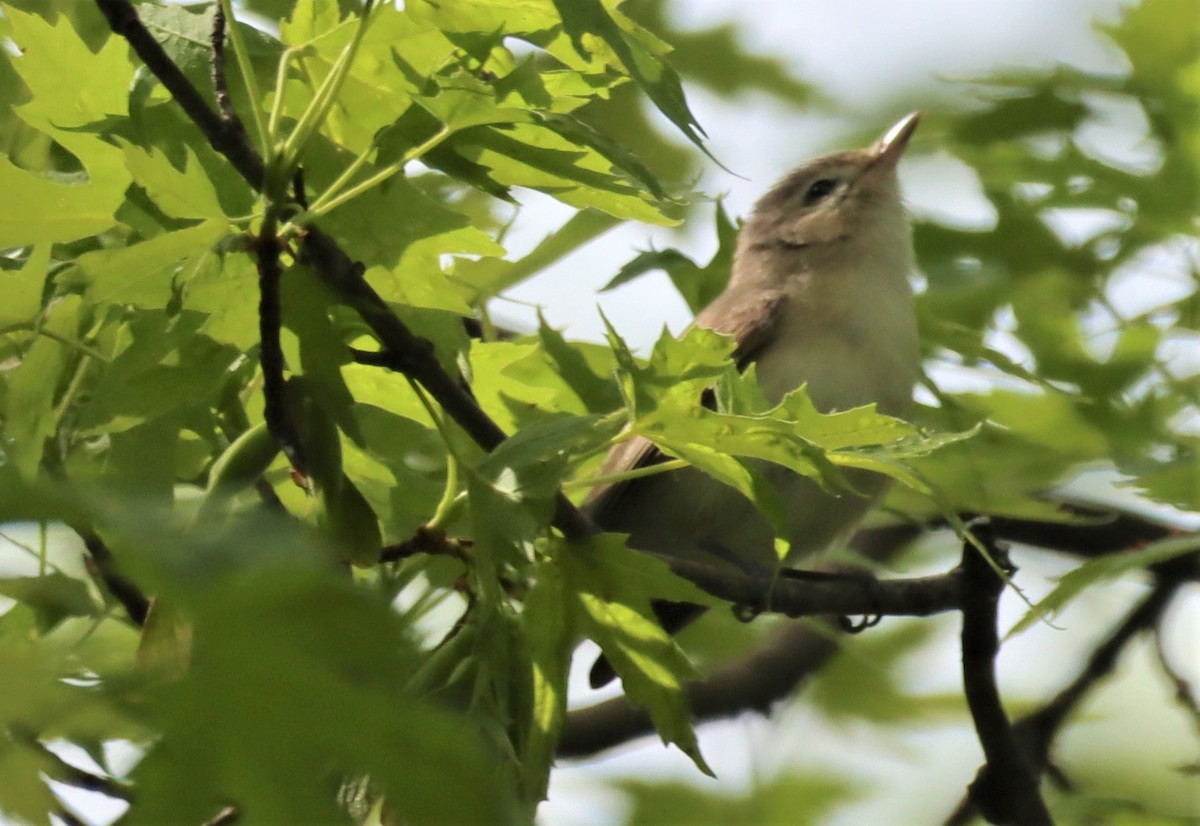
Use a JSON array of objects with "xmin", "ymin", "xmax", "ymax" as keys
[
  {"xmin": 621, "ymin": 773, "xmax": 859, "ymax": 826},
  {"xmin": 0, "ymin": 0, "xmax": 1195, "ymax": 824}
]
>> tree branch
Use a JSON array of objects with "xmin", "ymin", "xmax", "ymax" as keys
[
  {"xmin": 944, "ymin": 559, "xmax": 1191, "ymax": 825},
  {"xmin": 562, "ymin": 509, "xmax": 1197, "ymax": 762},
  {"xmin": 255, "ymin": 222, "xmax": 306, "ymax": 478},
  {"xmin": 661, "ymin": 553, "xmax": 962, "ymax": 620},
  {"xmin": 209, "ymin": 4, "xmax": 239, "ymax": 125},
  {"xmin": 958, "ymin": 521, "xmax": 1053, "ymax": 826},
  {"xmin": 93, "ymin": 0, "xmax": 264, "ymax": 187},
  {"xmin": 560, "ymin": 520, "xmax": 929, "ymax": 757},
  {"xmin": 559, "ymin": 618, "xmax": 842, "ymax": 757},
  {"xmin": 79, "ymin": 529, "xmax": 149, "ymax": 626}
]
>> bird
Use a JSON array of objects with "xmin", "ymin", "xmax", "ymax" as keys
[{"xmin": 584, "ymin": 113, "xmax": 923, "ymax": 687}]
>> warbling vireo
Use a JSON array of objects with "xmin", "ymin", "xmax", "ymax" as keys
[{"xmin": 585, "ymin": 113, "xmax": 922, "ymax": 687}]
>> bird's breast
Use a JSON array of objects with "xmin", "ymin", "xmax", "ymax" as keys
[{"xmin": 754, "ymin": 276, "xmax": 918, "ymax": 416}]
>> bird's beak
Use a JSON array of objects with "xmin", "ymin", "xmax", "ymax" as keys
[{"xmin": 872, "ymin": 111, "xmax": 921, "ymax": 171}]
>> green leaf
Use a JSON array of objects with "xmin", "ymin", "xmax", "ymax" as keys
[
  {"xmin": 623, "ymin": 773, "xmax": 859, "ymax": 826},
  {"xmin": 345, "ymin": 402, "xmax": 445, "ymax": 539},
  {"xmin": 1008, "ymin": 533, "xmax": 1200, "ymax": 637},
  {"xmin": 563, "ymin": 534, "xmax": 712, "ymax": 774},
  {"xmin": 320, "ymin": 175, "xmax": 499, "ymax": 310},
  {"xmin": 136, "ymin": 2, "xmax": 281, "ymax": 132},
  {"xmin": 0, "ymin": 141, "xmax": 127, "ymax": 246},
  {"xmin": 5, "ymin": 6, "xmax": 132, "ymax": 129},
  {"xmin": 280, "ymin": 2, "xmax": 452, "ymax": 155},
  {"xmin": 280, "ymin": 263, "xmax": 361, "ymax": 442},
  {"xmin": 470, "ymin": 337, "xmax": 617, "ymax": 433},
  {"xmin": 0, "ymin": 640, "xmax": 121, "ymax": 822},
  {"xmin": 453, "ymin": 208, "xmax": 620, "ymax": 298},
  {"xmin": 103, "ymin": 414, "xmax": 182, "ymax": 504},
  {"xmin": 323, "ymin": 472, "xmax": 383, "ymax": 566},
  {"xmin": 182, "ymin": 251, "xmax": 262, "ymax": 350},
  {"xmin": 1125, "ymin": 455, "xmax": 1200, "ymax": 510},
  {"xmin": 537, "ymin": 110, "xmax": 668, "ymax": 199},
  {"xmin": 536, "ymin": 315, "xmax": 624, "ymax": 414},
  {"xmin": 76, "ymin": 220, "xmax": 228, "ymax": 307},
  {"xmin": 441, "ymin": 122, "xmax": 675, "ymax": 222},
  {"xmin": 406, "ymin": 0, "xmax": 564, "ymax": 37},
  {"xmin": 809, "ymin": 622, "xmax": 961, "ymax": 724},
  {"xmin": 123, "ymin": 529, "xmax": 514, "ymax": 824},
  {"xmin": 0, "ymin": 8, "xmax": 132, "ymax": 245},
  {"xmin": 0, "ymin": 245, "xmax": 49, "ymax": 329},
  {"xmin": 78, "ymin": 314, "xmax": 239, "ymax": 434},
  {"xmin": 550, "ymin": 0, "xmax": 711, "ymax": 158},
  {"xmin": 3, "ymin": 295, "xmax": 82, "ymax": 476},
  {"xmin": 517, "ymin": 554, "xmax": 574, "ymax": 805},
  {"xmin": 0, "ymin": 574, "xmax": 97, "ymax": 632},
  {"xmin": 118, "ymin": 138, "xmax": 227, "ymax": 220}
]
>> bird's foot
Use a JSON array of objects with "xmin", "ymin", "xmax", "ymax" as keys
[{"xmin": 777, "ymin": 567, "xmax": 884, "ymax": 632}]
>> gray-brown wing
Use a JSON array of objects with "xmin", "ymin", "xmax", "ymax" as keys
[
  {"xmin": 694, "ymin": 284, "xmax": 789, "ymax": 370},
  {"xmin": 583, "ymin": 287, "xmax": 789, "ymax": 529}
]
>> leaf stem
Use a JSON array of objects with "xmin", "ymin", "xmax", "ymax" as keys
[
  {"xmin": 406, "ymin": 378, "xmax": 467, "ymax": 530},
  {"xmin": 267, "ymin": 45, "xmax": 305, "ymax": 143},
  {"xmin": 1, "ymin": 322, "xmax": 111, "ymax": 363},
  {"xmin": 216, "ymin": 0, "xmax": 268, "ymax": 150},
  {"xmin": 563, "ymin": 457, "xmax": 689, "ymax": 490},
  {"xmin": 292, "ymin": 125, "xmax": 451, "ymax": 225},
  {"xmin": 277, "ymin": 1, "xmax": 378, "ymax": 175}
]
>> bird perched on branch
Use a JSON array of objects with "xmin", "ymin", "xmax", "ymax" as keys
[{"xmin": 585, "ymin": 113, "xmax": 923, "ymax": 687}]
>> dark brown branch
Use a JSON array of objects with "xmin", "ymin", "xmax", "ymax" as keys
[
  {"xmin": 1017, "ymin": 572, "xmax": 1186, "ymax": 762},
  {"xmin": 661, "ymin": 553, "xmax": 962, "ymax": 620},
  {"xmin": 944, "ymin": 572, "xmax": 1186, "ymax": 826},
  {"xmin": 255, "ymin": 224, "xmax": 306, "ymax": 478},
  {"xmin": 958, "ymin": 522, "xmax": 1053, "ymax": 826},
  {"xmin": 559, "ymin": 618, "xmax": 842, "ymax": 757},
  {"xmin": 562, "ymin": 513, "xmax": 1197, "ymax": 764},
  {"xmin": 1152, "ymin": 611, "xmax": 1200, "ymax": 742},
  {"xmin": 379, "ymin": 525, "xmax": 470, "ymax": 563},
  {"xmin": 94, "ymin": 0, "xmax": 265, "ymax": 188},
  {"xmin": 79, "ymin": 530, "xmax": 149, "ymax": 626},
  {"xmin": 560, "ymin": 521, "xmax": 930, "ymax": 757},
  {"xmin": 986, "ymin": 502, "xmax": 1174, "ymax": 556},
  {"xmin": 209, "ymin": 4, "xmax": 238, "ymax": 125}
]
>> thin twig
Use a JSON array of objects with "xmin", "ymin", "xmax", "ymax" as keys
[
  {"xmin": 1152, "ymin": 613, "xmax": 1200, "ymax": 742},
  {"xmin": 10, "ymin": 726, "xmax": 134, "ymax": 801},
  {"xmin": 200, "ymin": 805, "xmax": 240, "ymax": 826},
  {"xmin": 209, "ymin": 4, "xmax": 238, "ymax": 124},
  {"xmin": 94, "ymin": 0, "xmax": 265, "ymax": 187},
  {"xmin": 379, "ymin": 525, "xmax": 471, "ymax": 563},
  {"xmin": 561, "ymin": 511, "xmax": 1196, "ymax": 761},
  {"xmin": 79, "ymin": 530, "xmax": 150, "ymax": 626}
]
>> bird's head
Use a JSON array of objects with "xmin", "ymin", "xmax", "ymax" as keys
[{"xmin": 735, "ymin": 112, "xmax": 921, "ymax": 271}]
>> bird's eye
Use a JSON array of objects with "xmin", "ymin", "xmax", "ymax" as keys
[{"xmin": 803, "ymin": 178, "xmax": 838, "ymax": 204}]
